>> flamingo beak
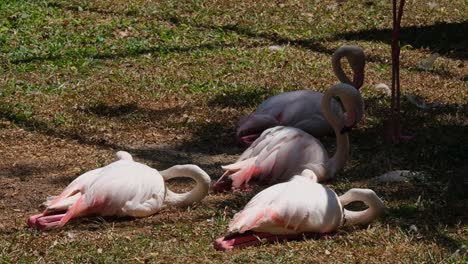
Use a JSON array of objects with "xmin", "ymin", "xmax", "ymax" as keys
[{"xmin": 341, "ymin": 109, "xmax": 358, "ymax": 134}]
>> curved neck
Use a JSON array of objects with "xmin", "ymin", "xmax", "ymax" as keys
[
  {"xmin": 159, "ymin": 165, "xmax": 211, "ymax": 207},
  {"xmin": 321, "ymin": 86, "xmax": 350, "ymax": 178},
  {"xmin": 338, "ymin": 188, "xmax": 384, "ymax": 226},
  {"xmin": 332, "ymin": 48, "xmax": 353, "ymax": 85},
  {"xmin": 331, "ymin": 46, "xmax": 365, "ymax": 89}
]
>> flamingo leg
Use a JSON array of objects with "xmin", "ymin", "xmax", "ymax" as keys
[
  {"xmin": 387, "ymin": 0, "xmax": 413, "ymax": 143},
  {"xmin": 35, "ymin": 213, "xmax": 67, "ymax": 230},
  {"xmin": 28, "ymin": 193, "xmax": 91, "ymax": 230},
  {"xmin": 214, "ymin": 231, "xmax": 332, "ymax": 251},
  {"xmin": 27, "ymin": 213, "xmax": 44, "ymax": 228}
]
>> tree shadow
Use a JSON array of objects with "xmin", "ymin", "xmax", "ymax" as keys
[
  {"xmin": 331, "ymin": 21, "xmax": 468, "ymax": 60},
  {"xmin": 11, "ymin": 42, "xmax": 240, "ymax": 64},
  {"xmin": 208, "ymin": 86, "xmax": 276, "ymax": 109},
  {"xmin": 82, "ymin": 102, "xmax": 189, "ymax": 123},
  {"xmin": 0, "ymin": 162, "xmax": 67, "ymax": 180},
  {"xmin": 0, "ymin": 103, "xmax": 122, "ymax": 151}
]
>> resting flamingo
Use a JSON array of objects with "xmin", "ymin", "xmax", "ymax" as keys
[
  {"xmin": 27, "ymin": 151, "xmax": 211, "ymax": 230},
  {"xmin": 213, "ymin": 83, "xmax": 364, "ymax": 192},
  {"xmin": 214, "ymin": 176, "xmax": 384, "ymax": 250},
  {"xmin": 236, "ymin": 45, "xmax": 365, "ymax": 146}
]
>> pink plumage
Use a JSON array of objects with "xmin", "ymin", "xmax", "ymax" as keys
[
  {"xmin": 215, "ymin": 176, "xmax": 384, "ymax": 250},
  {"xmin": 214, "ymin": 83, "xmax": 364, "ymax": 192}
]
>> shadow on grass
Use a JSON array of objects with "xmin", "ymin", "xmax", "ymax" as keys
[
  {"xmin": 0, "ymin": 162, "xmax": 67, "ymax": 180},
  {"xmin": 208, "ymin": 86, "xmax": 276, "ymax": 108},
  {"xmin": 0, "ymin": 103, "xmax": 122, "ymax": 151},
  {"xmin": 82, "ymin": 102, "xmax": 188, "ymax": 122},
  {"xmin": 331, "ymin": 21, "xmax": 468, "ymax": 60},
  {"xmin": 11, "ymin": 42, "xmax": 240, "ymax": 65}
]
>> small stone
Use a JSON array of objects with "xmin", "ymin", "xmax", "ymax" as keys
[
  {"xmin": 66, "ymin": 232, "xmax": 76, "ymax": 239},
  {"xmin": 97, "ymin": 248, "xmax": 103, "ymax": 254},
  {"xmin": 268, "ymin": 45, "xmax": 285, "ymax": 51},
  {"xmin": 409, "ymin": 224, "xmax": 418, "ymax": 233},
  {"xmin": 374, "ymin": 170, "xmax": 410, "ymax": 183},
  {"xmin": 325, "ymin": 249, "xmax": 331, "ymax": 255}
]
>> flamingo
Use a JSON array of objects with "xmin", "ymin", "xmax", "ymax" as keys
[
  {"xmin": 213, "ymin": 83, "xmax": 364, "ymax": 192},
  {"xmin": 236, "ymin": 45, "xmax": 365, "ymax": 146},
  {"xmin": 214, "ymin": 176, "xmax": 384, "ymax": 250},
  {"xmin": 27, "ymin": 151, "xmax": 211, "ymax": 230}
]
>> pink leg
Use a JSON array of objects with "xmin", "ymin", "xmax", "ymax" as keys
[
  {"xmin": 214, "ymin": 231, "xmax": 332, "ymax": 251},
  {"xmin": 28, "ymin": 193, "xmax": 88, "ymax": 231},
  {"xmin": 27, "ymin": 213, "xmax": 44, "ymax": 228},
  {"xmin": 384, "ymin": 120, "xmax": 414, "ymax": 143},
  {"xmin": 36, "ymin": 213, "xmax": 67, "ymax": 230}
]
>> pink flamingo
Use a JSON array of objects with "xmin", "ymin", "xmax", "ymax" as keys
[
  {"xmin": 27, "ymin": 151, "xmax": 211, "ymax": 230},
  {"xmin": 213, "ymin": 83, "xmax": 364, "ymax": 192},
  {"xmin": 214, "ymin": 176, "xmax": 384, "ymax": 250},
  {"xmin": 236, "ymin": 45, "xmax": 365, "ymax": 146}
]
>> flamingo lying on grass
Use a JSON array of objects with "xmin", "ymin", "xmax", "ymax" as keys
[
  {"xmin": 214, "ymin": 176, "xmax": 384, "ymax": 250},
  {"xmin": 213, "ymin": 83, "xmax": 364, "ymax": 192},
  {"xmin": 236, "ymin": 45, "xmax": 365, "ymax": 146},
  {"xmin": 27, "ymin": 151, "xmax": 211, "ymax": 230}
]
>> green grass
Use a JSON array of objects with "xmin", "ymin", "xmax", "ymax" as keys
[{"xmin": 0, "ymin": 0, "xmax": 467, "ymax": 262}]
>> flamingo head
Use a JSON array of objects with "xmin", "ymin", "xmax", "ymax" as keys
[
  {"xmin": 333, "ymin": 83, "xmax": 365, "ymax": 133},
  {"xmin": 348, "ymin": 47, "xmax": 365, "ymax": 89}
]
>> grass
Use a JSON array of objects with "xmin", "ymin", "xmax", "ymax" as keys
[{"xmin": 0, "ymin": 0, "xmax": 467, "ymax": 262}]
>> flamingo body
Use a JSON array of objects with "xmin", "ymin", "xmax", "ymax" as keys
[
  {"xmin": 236, "ymin": 91, "xmax": 342, "ymax": 146},
  {"xmin": 230, "ymin": 177, "xmax": 343, "ymax": 235},
  {"xmin": 223, "ymin": 126, "xmax": 329, "ymax": 190},
  {"xmin": 215, "ymin": 177, "xmax": 384, "ymax": 250},
  {"xmin": 28, "ymin": 151, "xmax": 211, "ymax": 230},
  {"xmin": 214, "ymin": 83, "xmax": 364, "ymax": 192},
  {"xmin": 236, "ymin": 45, "xmax": 365, "ymax": 146}
]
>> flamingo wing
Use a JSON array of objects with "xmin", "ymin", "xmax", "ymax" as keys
[
  {"xmin": 229, "ymin": 177, "xmax": 342, "ymax": 234},
  {"xmin": 228, "ymin": 178, "xmax": 311, "ymax": 234},
  {"xmin": 84, "ymin": 160, "xmax": 165, "ymax": 217},
  {"xmin": 236, "ymin": 91, "xmax": 343, "ymax": 145},
  {"xmin": 222, "ymin": 127, "xmax": 327, "ymax": 188},
  {"xmin": 29, "ymin": 157, "xmax": 165, "ymax": 230}
]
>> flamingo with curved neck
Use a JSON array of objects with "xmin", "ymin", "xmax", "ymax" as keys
[
  {"xmin": 27, "ymin": 151, "xmax": 211, "ymax": 230},
  {"xmin": 236, "ymin": 45, "xmax": 365, "ymax": 146},
  {"xmin": 213, "ymin": 83, "xmax": 364, "ymax": 192},
  {"xmin": 214, "ymin": 176, "xmax": 384, "ymax": 250}
]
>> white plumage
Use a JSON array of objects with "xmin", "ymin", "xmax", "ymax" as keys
[
  {"xmin": 215, "ymin": 176, "xmax": 384, "ymax": 250},
  {"xmin": 28, "ymin": 151, "xmax": 211, "ymax": 230}
]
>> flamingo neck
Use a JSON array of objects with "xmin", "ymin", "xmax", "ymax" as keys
[
  {"xmin": 321, "ymin": 86, "xmax": 349, "ymax": 178},
  {"xmin": 332, "ymin": 48, "xmax": 353, "ymax": 85},
  {"xmin": 160, "ymin": 165, "xmax": 211, "ymax": 207},
  {"xmin": 332, "ymin": 46, "xmax": 365, "ymax": 89},
  {"xmin": 329, "ymin": 130, "xmax": 349, "ymax": 177},
  {"xmin": 338, "ymin": 188, "xmax": 384, "ymax": 226}
]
